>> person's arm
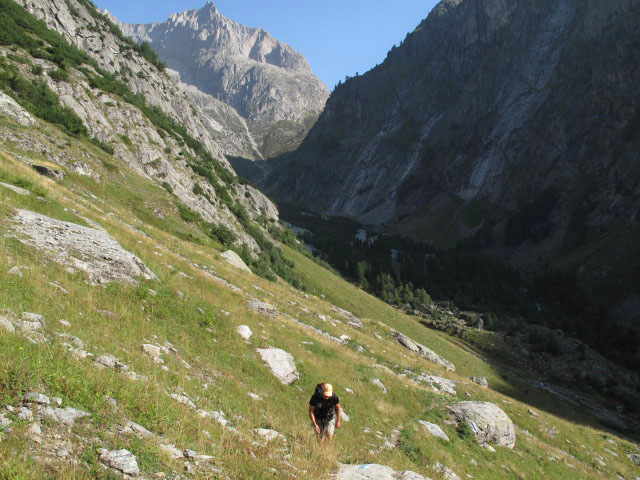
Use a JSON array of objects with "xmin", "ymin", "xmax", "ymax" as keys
[
  {"xmin": 309, "ymin": 405, "xmax": 321, "ymax": 434},
  {"xmin": 335, "ymin": 403, "xmax": 341, "ymax": 428}
]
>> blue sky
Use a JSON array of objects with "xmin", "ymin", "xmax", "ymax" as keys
[{"xmin": 93, "ymin": 1, "xmax": 440, "ymax": 89}]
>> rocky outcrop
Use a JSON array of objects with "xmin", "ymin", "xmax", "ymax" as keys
[
  {"xmin": 450, "ymin": 401, "xmax": 516, "ymax": 448},
  {"xmin": 0, "ymin": 91, "xmax": 35, "ymax": 126},
  {"xmin": 9, "ymin": 209, "xmax": 157, "ymax": 285},
  {"xmin": 13, "ymin": 0, "xmax": 279, "ymax": 248},
  {"xmin": 395, "ymin": 333, "xmax": 455, "ymax": 371},
  {"xmin": 256, "ymin": 348, "xmax": 299, "ymax": 385},
  {"xmin": 220, "ymin": 250, "xmax": 251, "ymax": 273},
  {"xmin": 114, "ymin": 2, "xmax": 329, "ymax": 158}
]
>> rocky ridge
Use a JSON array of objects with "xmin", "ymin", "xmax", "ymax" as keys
[{"xmin": 13, "ymin": 0, "xmax": 279, "ymax": 248}]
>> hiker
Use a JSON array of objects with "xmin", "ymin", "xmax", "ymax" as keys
[{"xmin": 308, "ymin": 383, "xmax": 341, "ymax": 441}]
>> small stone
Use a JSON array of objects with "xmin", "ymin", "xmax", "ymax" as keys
[
  {"xmin": 122, "ymin": 420, "xmax": 154, "ymax": 438},
  {"xmin": 628, "ymin": 453, "xmax": 640, "ymax": 466},
  {"xmin": 98, "ymin": 448, "xmax": 140, "ymax": 476},
  {"xmin": 16, "ymin": 321, "xmax": 41, "ymax": 332},
  {"xmin": 51, "ymin": 397, "xmax": 63, "ymax": 406},
  {"xmin": 21, "ymin": 312, "xmax": 45, "ymax": 325},
  {"xmin": 248, "ymin": 392, "xmax": 263, "ymax": 401},
  {"xmin": 160, "ymin": 444, "xmax": 184, "ymax": 459},
  {"xmin": 345, "ymin": 388, "xmax": 354, "ymax": 394},
  {"xmin": 469, "ymin": 376, "xmax": 488, "ymax": 388},
  {"xmin": 237, "ymin": 325, "xmax": 252, "ymax": 340},
  {"xmin": 27, "ymin": 422, "xmax": 41, "ymax": 438},
  {"xmin": 0, "ymin": 316, "xmax": 15, "ymax": 333},
  {"xmin": 417, "ymin": 420, "xmax": 450, "ymax": 441},
  {"xmin": 58, "ymin": 319, "xmax": 71, "ymax": 327},
  {"xmin": 16, "ymin": 407, "xmax": 33, "ymax": 420},
  {"xmin": 371, "ymin": 378, "xmax": 387, "ymax": 394},
  {"xmin": 255, "ymin": 428, "xmax": 286, "ymax": 443},
  {"xmin": 148, "ymin": 289, "xmax": 158, "ymax": 296},
  {"xmin": 141, "ymin": 344, "xmax": 162, "ymax": 357},
  {"xmin": 433, "ymin": 462, "xmax": 461, "ymax": 480},
  {"xmin": 8, "ymin": 266, "xmax": 23, "ymax": 277},
  {"xmin": 25, "ymin": 392, "xmax": 50, "ymax": 405},
  {"xmin": 171, "ymin": 394, "xmax": 196, "ymax": 409},
  {"xmin": 528, "ymin": 409, "xmax": 538, "ymax": 417}
]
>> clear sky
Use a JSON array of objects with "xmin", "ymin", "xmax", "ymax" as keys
[{"xmin": 92, "ymin": 1, "xmax": 440, "ymax": 90}]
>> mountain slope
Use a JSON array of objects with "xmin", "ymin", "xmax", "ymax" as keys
[
  {"xmin": 259, "ymin": 0, "xmax": 640, "ymax": 346},
  {"xmin": 264, "ymin": 0, "xmax": 640, "ymax": 246},
  {"xmin": 115, "ymin": 2, "xmax": 329, "ymax": 159},
  {"xmin": 1, "ymin": 98, "xmax": 640, "ymax": 479}
]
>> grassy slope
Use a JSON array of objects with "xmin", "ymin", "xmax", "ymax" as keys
[{"xmin": 0, "ymin": 120, "xmax": 639, "ymax": 480}]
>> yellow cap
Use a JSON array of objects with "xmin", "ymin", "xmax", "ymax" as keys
[{"xmin": 322, "ymin": 383, "xmax": 333, "ymax": 397}]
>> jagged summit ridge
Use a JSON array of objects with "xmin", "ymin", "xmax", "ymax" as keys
[{"xmin": 113, "ymin": 2, "xmax": 329, "ymax": 158}]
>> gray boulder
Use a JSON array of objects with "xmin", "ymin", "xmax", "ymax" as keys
[
  {"xmin": 32, "ymin": 165, "xmax": 64, "ymax": 180},
  {"xmin": 98, "ymin": 448, "xmax": 140, "ymax": 476},
  {"xmin": 220, "ymin": 250, "xmax": 252, "ymax": 273},
  {"xmin": 628, "ymin": 453, "xmax": 640, "ymax": 466},
  {"xmin": 0, "ymin": 182, "xmax": 30, "ymax": 196},
  {"xmin": 335, "ymin": 464, "xmax": 431, "ymax": 480},
  {"xmin": 395, "ymin": 333, "xmax": 455, "ymax": 371},
  {"xmin": 237, "ymin": 325, "xmax": 252, "ymax": 340},
  {"xmin": 417, "ymin": 420, "xmax": 450, "ymax": 441},
  {"xmin": 469, "ymin": 376, "xmax": 489, "ymax": 388},
  {"xmin": 248, "ymin": 300, "xmax": 279, "ymax": 318},
  {"xmin": 42, "ymin": 407, "xmax": 90, "ymax": 426},
  {"xmin": 0, "ymin": 91, "xmax": 35, "ymax": 126},
  {"xmin": 449, "ymin": 401, "xmax": 516, "ymax": 448},
  {"xmin": 257, "ymin": 348, "xmax": 299, "ymax": 385},
  {"xmin": 417, "ymin": 374, "xmax": 456, "ymax": 395},
  {"xmin": 10, "ymin": 209, "xmax": 157, "ymax": 285}
]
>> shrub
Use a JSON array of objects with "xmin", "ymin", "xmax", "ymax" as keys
[
  {"xmin": 48, "ymin": 68, "xmax": 69, "ymax": 82},
  {"xmin": 30, "ymin": 64, "xmax": 42, "ymax": 75},
  {"xmin": 161, "ymin": 182, "xmax": 173, "ymax": 194}
]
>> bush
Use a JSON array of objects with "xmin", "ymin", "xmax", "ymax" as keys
[
  {"xmin": 30, "ymin": 64, "xmax": 42, "ymax": 75},
  {"xmin": 161, "ymin": 182, "xmax": 173, "ymax": 194},
  {"xmin": 48, "ymin": 68, "xmax": 69, "ymax": 82},
  {"xmin": 209, "ymin": 223, "xmax": 236, "ymax": 246}
]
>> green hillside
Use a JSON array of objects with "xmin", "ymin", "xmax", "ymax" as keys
[{"xmin": 1, "ymin": 110, "xmax": 639, "ymax": 479}]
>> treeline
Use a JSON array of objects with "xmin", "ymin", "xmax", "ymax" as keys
[{"xmin": 278, "ymin": 205, "xmax": 540, "ymax": 318}]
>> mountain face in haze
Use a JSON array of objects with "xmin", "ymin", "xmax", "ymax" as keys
[
  {"xmin": 115, "ymin": 2, "xmax": 329, "ymax": 159},
  {"xmin": 260, "ymin": 0, "xmax": 640, "ymax": 327}
]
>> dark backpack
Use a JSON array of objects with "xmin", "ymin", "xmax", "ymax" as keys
[{"xmin": 314, "ymin": 383, "xmax": 324, "ymax": 396}]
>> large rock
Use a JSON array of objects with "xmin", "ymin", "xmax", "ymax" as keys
[
  {"xmin": 220, "ymin": 250, "xmax": 252, "ymax": 273},
  {"xmin": 10, "ymin": 209, "xmax": 157, "ymax": 285},
  {"xmin": 449, "ymin": 402, "xmax": 516, "ymax": 448},
  {"xmin": 418, "ymin": 374, "xmax": 456, "ymax": 395},
  {"xmin": 395, "ymin": 333, "xmax": 455, "ymax": 371},
  {"xmin": 0, "ymin": 91, "xmax": 36, "ymax": 126},
  {"xmin": 98, "ymin": 449, "xmax": 140, "ymax": 476},
  {"xmin": 256, "ymin": 348, "xmax": 299, "ymax": 385},
  {"xmin": 248, "ymin": 300, "xmax": 279, "ymax": 318},
  {"xmin": 335, "ymin": 464, "xmax": 431, "ymax": 480},
  {"xmin": 42, "ymin": 407, "xmax": 90, "ymax": 426},
  {"xmin": 417, "ymin": 420, "xmax": 450, "ymax": 442}
]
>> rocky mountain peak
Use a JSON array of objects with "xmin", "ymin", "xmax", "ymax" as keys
[{"xmin": 114, "ymin": 1, "xmax": 328, "ymax": 158}]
